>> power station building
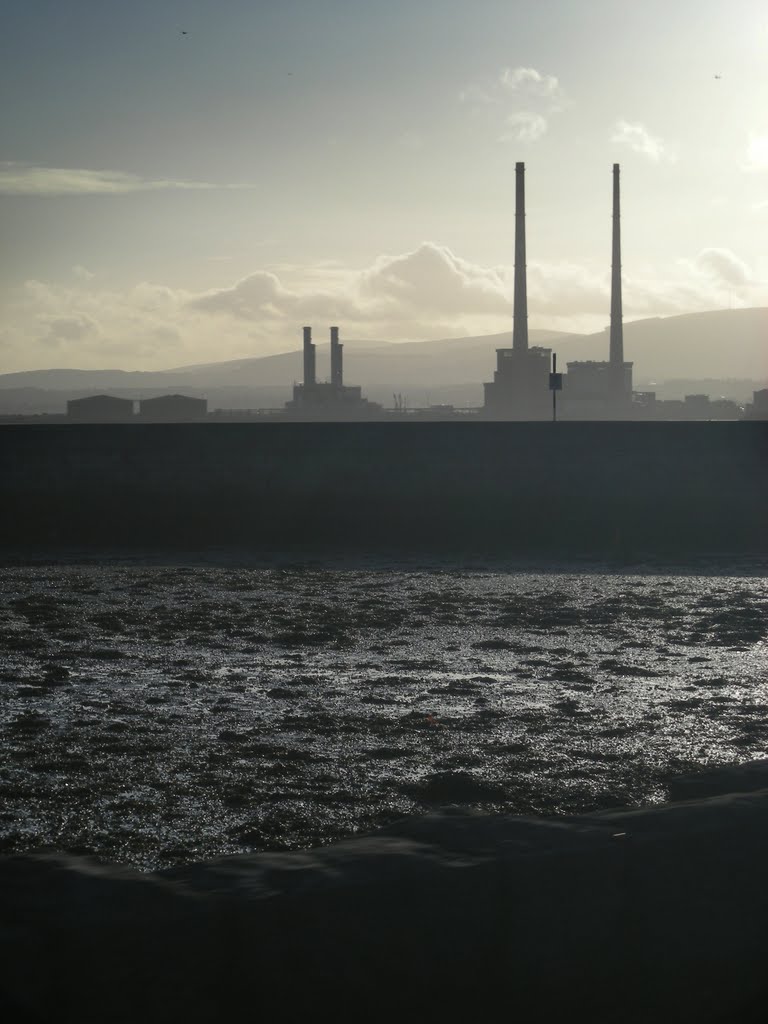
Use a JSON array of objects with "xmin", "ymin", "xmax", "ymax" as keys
[
  {"xmin": 484, "ymin": 161, "xmax": 635, "ymax": 420},
  {"xmin": 746, "ymin": 389, "xmax": 768, "ymax": 419},
  {"xmin": 284, "ymin": 326, "xmax": 382, "ymax": 418},
  {"xmin": 565, "ymin": 359, "xmax": 633, "ymax": 397},
  {"xmin": 564, "ymin": 164, "xmax": 633, "ymax": 417},
  {"xmin": 483, "ymin": 163, "xmax": 552, "ymax": 420}
]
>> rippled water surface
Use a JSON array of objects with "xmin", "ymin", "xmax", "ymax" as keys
[{"xmin": 1, "ymin": 566, "xmax": 766, "ymax": 868}]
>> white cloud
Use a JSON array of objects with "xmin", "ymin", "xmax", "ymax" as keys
[
  {"xmin": 499, "ymin": 66, "xmax": 561, "ymax": 98},
  {"xmin": 0, "ymin": 164, "xmax": 256, "ymax": 196},
  {"xmin": 361, "ymin": 243, "xmax": 509, "ymax": 315},
  {"xmin": 190, "ymin": 268, "xmax": 363, "ymax": 322},
  {"xmin": 461, "ymin": 66, "xmax": 566, "ymax": 144},
  {"xmin": 612, "ymin": 120, "xmax": 675, "ymax": 162},
  {"xmin": 191, "ymin": 244, "xmax": 510, "ymax": 325},
  {"xmin": 742, "ymin": 134, "xmax": 768, "ymax": 172},
  {"xmin": 458, "ymin": 83, "xmax": 493, "ymax": 106},
  {"xmin": 191, "ymin": 272, "xmax": 288, "ymax": 318},
  {"xmin": 695, "ymin": 248, "xmax": 752, "ymax": 287},
  {"xmin": 500, "ymin": 112, "xmax": 548, "ymax": 143},
  {"xmin": 2, "ymin": 243, "xmax": 765, "ymax": 372},
  {"xmin": 131, "ymin": 282, "xmax": 185, "ymax": 313},
  {"xmin": 189, "ymin": 243, "xmax": 764, "ymax": 338},
  {"xmin": 38, "ymin": 313, "xmax": 100, "ymax": 346},
  {"xmin": 4, "ymin": 278, "xmax": 194, "ymax": 365}
]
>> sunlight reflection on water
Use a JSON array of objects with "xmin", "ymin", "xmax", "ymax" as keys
[{"xmin": 1, "ymin": 565, "xmax": 766, "ymax": 868}]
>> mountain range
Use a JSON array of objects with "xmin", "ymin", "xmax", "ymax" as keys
[{"xmin": 1, "ymin": 308, "xmax": 765, "ymax": 412}]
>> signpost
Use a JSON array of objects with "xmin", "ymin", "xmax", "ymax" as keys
[{"xmin": 549, "ymin": 353, "xmax": 562, "ymax": 422}]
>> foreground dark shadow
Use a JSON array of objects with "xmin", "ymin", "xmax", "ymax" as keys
[
  {"xmin": 1, "ymin": 422, "xmax": 766, "ymax": 559},
  {"xmin": 3, "ymin": 761, "xmax": 768, "ymax": 1023}
]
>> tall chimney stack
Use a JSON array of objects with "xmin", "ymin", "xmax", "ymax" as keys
[
  {"xmin": 330, "ymin": 326, "xmax": 343, "ymax": 387},
  {"xmin": 609, "ymin": 163, "xmax": 624, "ymax": 370},
  {"xmin": 303, "ymin": 326, "xmax": 316, "ymax": 387},
  {"xmin": 512, "ymin": 161, "xmax": 529, "ymax": 352}
]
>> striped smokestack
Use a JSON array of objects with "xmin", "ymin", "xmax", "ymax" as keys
[
  {"xmin": 303, "ymin": 326, "xmax": 316, "ymax": 387},
  {"xmin": 512, "ymin": 161, "xmax": 529, "ymax": 352},
  {"xmin": 609, "ymin": 163, "xmax": 624, "ymax": 368}
]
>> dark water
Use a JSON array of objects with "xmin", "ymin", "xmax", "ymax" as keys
[{"xmin": 1, "ymin": 565, "xmax": 766, "ymax": 869}]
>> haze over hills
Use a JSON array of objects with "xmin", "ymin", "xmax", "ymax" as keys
[
  {"xmin": 166, "ymin": 329, "xmax": 572, "ymax": 389},
  {"xmin": 0, "ymin": 309, "xmax": 765, "ymax": 412}
]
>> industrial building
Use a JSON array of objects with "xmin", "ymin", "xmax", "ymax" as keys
[
  {"xmin": 563, "ymin": 164, "xmax": 633, "ymax": 418},
  {"xmin": 284, "ymin": 326, "xmax": 382, "ymax": 418},
  {"xmin": 483, "ymin": 163, "xmax": 552, "ymax": 420},
  {"xmin": 483, "ymin": 162, "xmax": 636, "ymax": 420},
  {"xmin": 66, "ymin": 395, "xmax": 134, "ymax": 422},
  {"xmin": 746, "ymin": 389, "xmax": 768, "ymax": 419},
  {"xmin": 483, "ymin": 346, "xmax": 551, "ymax": 418},
  {"xmin": 683, "ymin": 394, "xmax": 741, "ymax": 419},
  {"xmin": 51, "ymin": 162, "xmax": 751, "ymax": 426},
  {"xmin": 137, "ymin": 395, "xmax": 207, "ymax": 421}
]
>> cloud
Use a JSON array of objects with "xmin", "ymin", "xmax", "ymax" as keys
[
  {"xmin": 191, "ymin": 244, "xmax": 511, "ymax": 325},
  {"xmin": 500, "ymin": 112, "xmax": 548, "ymax": 143},
  {"xmin": 191, "ymin": 271, "xmax": 288, "ymax": 318},
  {"xmin": 38, "ymin": 313, "xmax": 100, "ymax": 346},
  {"xmin": 461, "ymin": 66, "xmax": 566, "ymax": 144},
  {"xmin": 190, "ymin": 242, "xmax": 762, "ymax": 333},
  {"xmin": 3, "ymin": 243, "xmax": 765, "ymax": 372},
  {"xmin": 131, "ymin": 282, "xmax": 185, "ymax": 313},
  {"xmin": 742, "ymin": 134, "xmax": 768, "ymax": 172},
  {"xmin": 694, "ymin": 248, "xmax": 753, "ymax": 287},
  {"xmin": 0, "ymin": 164, "xmax": 255, "ymax": 196},
  {"xmin": 6, "ymin": 278, "xmax": 193, "ymax": 365},
  {"xmin": 612, "ymin": 120, "xmax": 675, "ymax": 162},
  {"xmin": 361, "ymin": 244, "xmax": 509, "ymax": 315},
  {"xmin": 190, "ymin": 268, "xmax": 361, "ymax": 322},
  {"xmin": 499, "ymin": 66, "xmax": 561, "ymax": 98}
]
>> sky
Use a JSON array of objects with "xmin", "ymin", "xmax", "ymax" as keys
[{"xmin": 1, "ymin": 0, "xmax": 767, "ymax": 371}]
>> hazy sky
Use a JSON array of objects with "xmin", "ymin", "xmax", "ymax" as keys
[{"xmin": 1, "ymin": 0, "xmax": 767, "ymax": 370}]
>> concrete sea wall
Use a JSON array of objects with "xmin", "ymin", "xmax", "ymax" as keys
[{"xmin": 1, "ymin": 421, "xmax": 766, "ymax": 558}]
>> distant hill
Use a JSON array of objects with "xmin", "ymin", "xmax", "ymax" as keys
[
  {"xmin": 0, "ymin": 329, "xmax": 566, "ymax": 394},
  {"xmin": 0, "ymin": 368, "xmax": 190, "ymax": 390},
  {"xmin": 167, "ymin": 329, "xmax": 571, "ymax": 390},
  {"xmin": 559, "ymin": 308, "xmax": 767, "ymax": 382},
  {"xmin": 0, "ymin": 309, "xmax": 765, "ymax": 412}
]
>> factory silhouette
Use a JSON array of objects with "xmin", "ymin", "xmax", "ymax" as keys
[
  {"xmin": 3, "ymin": 161, "xmax": 766, "ymax": 558},
  {"xmin": 483, "ymin": 162, "xmax": 631, "ymax": 420},
  {"xmin": 252, "ymin": 162, "xmax": 635, "ymax": 422},
  {"xmin": 49, "ymin": 162, "xmax": 762, "ymax": 423},
  {"xmin": 285, "ymin": 325, "xmax": 383, "ymax": 417}
]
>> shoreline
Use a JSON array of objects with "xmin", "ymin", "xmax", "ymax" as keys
[{"xmin": 2, "ymin": 548, "xmax": 767, "ymax": 576}]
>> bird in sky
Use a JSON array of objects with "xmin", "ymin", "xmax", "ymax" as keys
[{"xmin": 714, "ymin": 73, "xmax": 721, "ymax": 79}]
